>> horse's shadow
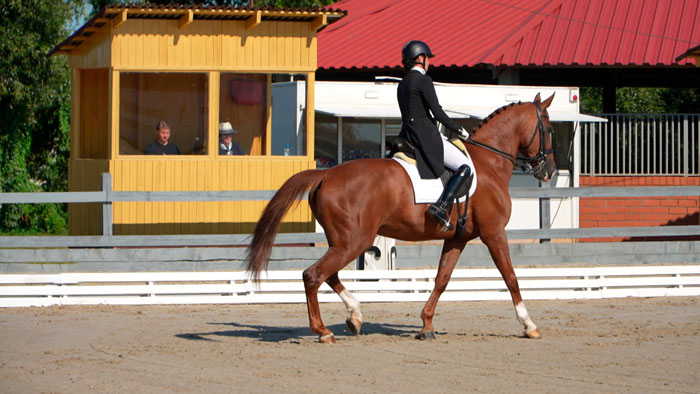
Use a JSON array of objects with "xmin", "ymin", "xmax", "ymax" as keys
[{"xmin": 176, "ymin": 321, "xmax": 419, "ymax": 343}]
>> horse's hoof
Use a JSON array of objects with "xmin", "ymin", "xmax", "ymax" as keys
[
  {"xmin": 415, "ymin": 330, "xmax": 436, "ymax": 340},
  {"xmin": 346, "ymin": 317, "xmax": 362, "ymax": 335},
  {"xmin": 319, "ymin": 333, "xmax": 337, "ymax": 344},
  {"xmin": 525, "ymin": 328, "xmax": 542, "ymax": 339}
]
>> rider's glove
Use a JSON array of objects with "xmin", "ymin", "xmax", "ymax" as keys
[{"xmin": 458, "ymin": 127, "xmax": 470, "ymax": 140}]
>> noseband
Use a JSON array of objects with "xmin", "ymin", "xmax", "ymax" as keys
[
  {"xmin": 466, "ymin": 101, "xmax": 552, "ymax": 172},
  {"xmin": 519, "ymin": 101, "xmax": 553, "ymax": 173}
]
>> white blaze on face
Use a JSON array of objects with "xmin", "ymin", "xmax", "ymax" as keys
[
  {"xmin": 339, "ymin": 289, "xmax": 362, "ymax": 321},
  {"xmin": 515, "ymin": 302, "xmax": 537, "ymax": 333}
]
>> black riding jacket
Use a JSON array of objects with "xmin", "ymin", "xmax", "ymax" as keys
[{"xmin": 397, "ymin": 70, "xmax": 462, "ymax": 179}]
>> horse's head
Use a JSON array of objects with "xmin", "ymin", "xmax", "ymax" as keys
[{"xmin": 519, "ymin": 93, "xmax": 557, "ymax": 182}]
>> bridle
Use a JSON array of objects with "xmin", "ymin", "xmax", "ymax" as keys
[{"xmin": 465, "ymin": 101, "xmax": 552, "ymax": 172}]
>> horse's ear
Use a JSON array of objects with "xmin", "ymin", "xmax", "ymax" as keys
[
  {"xmin": 534, "ymin": 92, "xmax": 541, "ymax": 103},
  {"xmin": 541, "ymin": 92, "xmax": 555, "ymax": 110}
]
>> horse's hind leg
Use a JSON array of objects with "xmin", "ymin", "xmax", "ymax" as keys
[
  {"xmin": 418, "ymin": 238, "xmax": 466, "ymax": 340},
  {"xmin": 326, "ymin": 273, "xmax": 362, "ymax": 335},
  {"xmin": 482, "ymin": 230, "xmax": 540, "ymax": 338},
  {"xmin": 303, "ymin": 244, "xmax": 368, "ymax": 343}
]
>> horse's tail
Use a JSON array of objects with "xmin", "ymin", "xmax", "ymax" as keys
[{"xmin": 246, "ymin": 169, "xmax": 326, "ymax": 283}]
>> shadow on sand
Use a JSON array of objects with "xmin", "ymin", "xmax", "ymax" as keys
[{"xmin": 176, "ymin": 321, "xmax": 420, "ymax": 343}]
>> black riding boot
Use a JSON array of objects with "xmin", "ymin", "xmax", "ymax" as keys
[{"xmin": 427, "ymin": 165, "xmax": 472, "ymax": 231}]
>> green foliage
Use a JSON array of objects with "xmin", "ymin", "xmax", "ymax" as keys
[
  {"xmin": 660, "ymin": 88, "xmax": 700, "ymax": 113},
  {"xmin": 87, "ymin": 0, "xmax": 335, "ymax": 11},
  {"xmin": 580, "ymin": 87, "xmax": 700, "ymax": 114},
  {"xmin": 250, "ymin": 0, "xmax": 335, "ymax": 6},
  {"xmin": 615, "ymin": 88, "xmax": 666, "ymax": 113},
  {"xmin": 0, "ymin": 0, "xmax": 72, "ymax": 234},
  {"xmin": 579, "ymin": 87, "xmax": 602, "ymax": 113}
]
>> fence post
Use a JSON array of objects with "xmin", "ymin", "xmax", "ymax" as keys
[
  {"xmin": 683, "ymin": 115, "xmax": 691, "ymax": 177},
  {"xmin": 589, "ymin": 122, "xmax": 596, "ymax": 176},
  {"xmin": 101, "ymin": 173, "xmax": 113, "ymax": 236},
  {"xmin": 539, "ymin": 181, "xmax": 550, "ymax": 243}
]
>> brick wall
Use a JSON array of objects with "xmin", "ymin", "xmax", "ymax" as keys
[{"xmin": 579, "ymin": 176, "xmax": 700, "ymax": 242}]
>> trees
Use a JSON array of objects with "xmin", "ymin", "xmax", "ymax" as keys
[
  {"xmin": 86, "ymin": 0, "xmax": 335, "ymax": 10},
  {"xmin": 0, "ymin": 0, "xmax": 77, "ymax": 234},
  {"xmin": 580, "ymin": 87, "xmax": 700, "ymax": 114}
]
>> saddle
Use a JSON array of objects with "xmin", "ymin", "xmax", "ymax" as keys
[{"xmin": 391, "ymin": 137, "xmax": 470, "ymax": 200}]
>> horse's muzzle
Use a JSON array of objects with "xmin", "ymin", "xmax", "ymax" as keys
[{"xmin": 533, "ymin": 161, "xmax": 557, "ymax": 182}]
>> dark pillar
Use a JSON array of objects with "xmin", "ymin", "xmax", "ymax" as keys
[{"xmin": 602, "ymin": 84, "xmax": 616, "ymax": 113}]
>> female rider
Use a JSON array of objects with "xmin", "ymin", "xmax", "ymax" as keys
[{"xmin": 397, "ymin": 40, "xmax": 473, "ymax": 231}]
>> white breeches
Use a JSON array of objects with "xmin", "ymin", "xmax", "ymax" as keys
[{"xmin": 442, "ymin": 138, "xmax": 471, "ymax": 171}]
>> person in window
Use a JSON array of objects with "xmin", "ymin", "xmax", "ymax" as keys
[
  {"xmin": 218, "ymin": 122, "xmax": 245, "ymax": 155},
  {"xmin": 145, "ymin": 120, "xmax": 181, "ymax": 155},
  {"xmin": 397, "ymin": 40, "xmax": 473, "ymax": 231}
]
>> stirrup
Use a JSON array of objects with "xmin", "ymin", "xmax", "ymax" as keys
[{"xmin": 427, "ymin": 204, "xmax": 454, "ymax": 231}]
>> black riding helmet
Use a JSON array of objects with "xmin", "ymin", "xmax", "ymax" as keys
[{"xmin": 401, "ymin": 40, "xmax": 434, "ymax": 68}]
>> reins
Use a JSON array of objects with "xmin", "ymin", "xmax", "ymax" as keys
[
  {"xmin": 464, "ymin": 138, "xmax": 518, "ymax": 165},
  {"xmin": 465, "ymin": 101, "xmax": 551, "ymax": 172}
]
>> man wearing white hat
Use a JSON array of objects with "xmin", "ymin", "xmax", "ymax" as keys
[{"xmin": 219, "ymin": 122, "xmax": 245, "ymax": 155}]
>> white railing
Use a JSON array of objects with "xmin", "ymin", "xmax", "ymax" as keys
[
  {"xmin": 581, "ymin": 114, "xmax": 699, "ymax": 176},
  {"xmin": 2, "ymin": 265, "xmax": 699, "ymax": 307}
]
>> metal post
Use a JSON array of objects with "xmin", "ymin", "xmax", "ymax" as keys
[
  {"xmin": 539, "ymin": 180, "xmax": 550, "ymax": 243},
  {"xmin": 683, "ymin": 115, "xmax": 689, "ymax": 177},
  {"xmin": 380, "ymin": 118, "xmax": 386, "ymax": 157},
  {"xmin": 101, "ymin": 173, "xmax": 113, "ymax": 236},
  {"xmin": 590, "ymin": 122, "xmax": 596, "ymax": 176},
  {"xmin": 337, "ymin": 117, "xmax": 343, "ymax": 164}
]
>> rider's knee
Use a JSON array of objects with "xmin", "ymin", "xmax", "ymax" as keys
[{"xmin": 458, "ymin": 164, "xmax": 471, "ymax": 177}]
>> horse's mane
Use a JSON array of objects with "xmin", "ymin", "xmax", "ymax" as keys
[{"xmin": 471, "ymin": 101, "xmax": 523, "ymax": 135}]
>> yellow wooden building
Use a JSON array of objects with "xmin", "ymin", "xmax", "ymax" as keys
[{"xmin": 49, "ymin": 4, "xmax": 345, "ymax": 235}]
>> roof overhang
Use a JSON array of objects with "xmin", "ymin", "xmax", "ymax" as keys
[
  {"xmin": 315, "ymin": 105, "xmax": 607, "ymax": 122},
  {"xmin": 49, "ymin": 4, "xmax": 346, "ymax": 56},
  {"xmin": 676, "ymin": 44, "xmax": 700, "ymax": 65}
]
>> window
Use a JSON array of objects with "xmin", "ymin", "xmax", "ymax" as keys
[
  {"xmin": 551, "ymin": 122, "xmax": 574, "ymax": 171},
  {"xmin": 218, "ymin": 73, "xmax": 307, "ymax": 156},
  {"xmin": 342, "ymin": 119, "xmax": 381, "ymax": 161},
  {"xmin": 80, "ymin": 68, "xmax": 109, "ymax": 159},
  {"xmin": 271, "ymin": 74, "xmax": 307, "ymax": 156},
  {"xmin": 119, "ymin": 72, "xmax": 208, "ymax": 155},
  {"xmin": 219, "ymin": 73, "xmax": 267, "ymax": 156},
  {"xmin": 384, "ymin": 120, "xmax": 402, "ymax": 158},
  {"xmin": 315, "ymin": 113, "xmax": 338, "ymax": 167}
]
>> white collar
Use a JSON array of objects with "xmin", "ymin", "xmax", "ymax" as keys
[{"xmin": 411, "ymin": 66, "xmax": 426, "ymax": 75}]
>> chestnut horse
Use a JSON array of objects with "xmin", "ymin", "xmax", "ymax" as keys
[{"xmin": 247, "ymin": 93, "xmax": 556, "ymax": 343}]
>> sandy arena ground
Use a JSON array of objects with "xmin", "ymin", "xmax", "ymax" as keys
[{"xmin": 1, "ymin": 296, "xmax": 698, "ymax": 394}]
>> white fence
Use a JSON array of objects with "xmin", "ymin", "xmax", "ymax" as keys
[
  {"xmin": 581, "ymin": 114, "xmax": 699, "ymax": 176},
  {"xmin": 1, "ymin": 185, "xmax": 698, "ymax": 307},
  {"xmin": 2, "ymin": 265, "xmax": 699, "ymax": 308}
]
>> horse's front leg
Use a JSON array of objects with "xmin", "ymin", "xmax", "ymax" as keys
[
  {"xmin": 417, "ymin": 238, "xmax": 466, "ymax": 340},
  {"xmin": 481, "ymin": 230, "xmax": 541, "ymax": 338}
]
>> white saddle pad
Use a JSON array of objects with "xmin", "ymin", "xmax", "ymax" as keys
[{"xmin": 392, "ymin": 157, "xmax": 477, "ymax": 204}]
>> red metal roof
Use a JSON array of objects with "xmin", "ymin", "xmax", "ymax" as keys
[{"xmin": 319, "ymin": 0, "xmax": 700, "ymax": 70}]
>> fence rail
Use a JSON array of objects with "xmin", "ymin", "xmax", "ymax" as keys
[
  {"xmin": 1, "ymin": 181, "xmax": 698, "ymax": 306},
  {"xmin": 581, "ymin": 114, "xmax": 699, "ymax": 176},
  {"xmin": 0, "ymin": 172, "xmax": 697, "ymax": 238},
  {"xmin": 2, "ymin": 265, "xmax": 699, "ymax": 307}
]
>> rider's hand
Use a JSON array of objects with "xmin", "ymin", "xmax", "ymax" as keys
[{"xmin": 458, "ymin": 127, "xmax": 470, "ymax": 140}]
